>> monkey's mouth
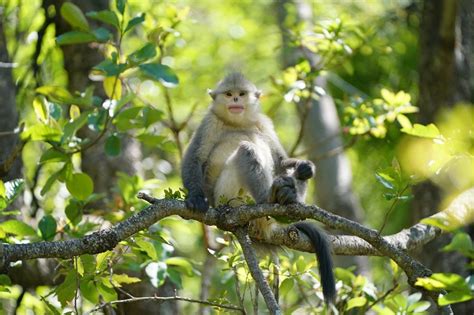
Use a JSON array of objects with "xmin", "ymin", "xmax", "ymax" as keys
[{"xmin": 227, "ymin": 105, "xmax": 244, "ymax": 114}]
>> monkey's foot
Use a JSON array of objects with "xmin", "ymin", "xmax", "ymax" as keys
[
  {"xmin": 185, "ymin": 194, "xmax": 209, "ymax": 212},
  {"xmin": 270, "ymin": 176, "xmax": 298, "ymax": 205}
]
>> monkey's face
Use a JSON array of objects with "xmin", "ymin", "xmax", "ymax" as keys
[{"xmin": 211, "ymin": 89, "xmax": 261, "ymax": 125}]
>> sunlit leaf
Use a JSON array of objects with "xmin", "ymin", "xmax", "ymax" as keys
[
  {"xmin": 439, "ymin": 291, "xmax": 473, "ymax": 306},
  {"xmin": 40, "ymin": 148, "xmax": 69, "ymax": 164},
  {"xmin": 86, "ymin": 10, "xmax": 120, "ymax": 29},
  {"xmin": 401, "ymin": 123, "xmax": 441, "ymax": 139},
  {"xmin": 375, "ymin": 172, "xmax": 395, "ymax": 190},
  {"xmin": 33, "ymin": 97, "xmax": 49, "ymax": 122},
  {"xmin": 66, "ymin": 173, "xmax": 94, "ymax": 201},
  {"xmin": 279, "ymin": 278, "xmax": 294, "ymax": 297},
  {"xmin": 60, "ymin": 2, "xmax": 89, "ymax": 31},
  {"xmin": 0, "ymin": 220, "xmax": 36, "ymax": 236},
  {"xmin": 346, "ymin": 296, "xmax": 367, "ymax": 310},
  {"xmin": 136, "ymin": 238, "xmax": 158, "ymax": 260},
  {"xmin": 111, "ymin": 274, "xmax": 141, "ymax": 286},
  {"xmin": 165, "ymin": 257, "xmax": 193, "ymax": 276},
  {"xmin": 80, "ymin": 279, "xmax": 99, "ymax": 303},
  {"xmin": 103, "ymin": 76, "xmax": 122, "ymax": 99}
]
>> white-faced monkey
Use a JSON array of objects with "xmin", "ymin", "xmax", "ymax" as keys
[{"xmin": 181, "ymin": 72, "xmax": 336, "ymax": 303}]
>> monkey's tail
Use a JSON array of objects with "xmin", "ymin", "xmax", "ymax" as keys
[{"xmin": 293, "ymin": 221, "xmax": 336, "ymax": 304}]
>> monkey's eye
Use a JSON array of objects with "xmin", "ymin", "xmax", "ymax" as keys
[
  {"xmin": 225, "ymin": 92, "xmax": 232, "ymax": 97},
  {"xmin": 239, "ymin": 92, "xmax": 246, "ymax": 96}
]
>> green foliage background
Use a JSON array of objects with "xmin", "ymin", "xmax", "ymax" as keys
[{"xmin": 0, "ymin": 0, "xmax": 472, "ymax": 313}]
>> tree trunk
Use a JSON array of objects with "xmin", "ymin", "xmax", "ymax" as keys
[
  {"xmin": 0, "ymin": 18, "xmax": 22, "ymax": 181},
  {"xmin": 274, "ymin": 0, "xmax": 368, "ymax": 273},
  {"xmin": 52, "ymin": 1, "xmax": 174, "ymax": 313},
  {"xmin": 415, "ymin": 0, "xmax": 473, "ymax": 313}
]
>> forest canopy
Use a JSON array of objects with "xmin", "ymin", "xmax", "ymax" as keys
[{"xmin": 0, "ymin": 0, "xmax": 473, "ymax": 314}]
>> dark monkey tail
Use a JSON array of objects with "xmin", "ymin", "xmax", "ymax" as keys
[{"xmin": 293, "ymin": 221, "xmax": 336, "ymax": 304}]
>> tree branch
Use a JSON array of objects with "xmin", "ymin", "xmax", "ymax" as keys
[
  {"xmin": 2, "ymin": 189, "xmax": 469, "ymax": 313},
  {"xmin": 234, "ymin": 227, "xmax": 281, "ymax": 315}
]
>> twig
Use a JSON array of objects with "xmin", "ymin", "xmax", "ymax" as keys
[
  {"xmin": 232, "ymin": 265, "xmax": 247, "ymax": 314},
  {"xmin": 87, "ymin": 294, "xmax": 244, "ymax": 314},
  {"xmin": 366, "ymin": 282, "xmax": 399, "ymax": 311},
  {"xmin": 378, "ymin": 185, "xmax": 409, "ymax": 235},
  {"xmin": 234, "ymin": 227, "xmax": 281, "ymax": 315}
]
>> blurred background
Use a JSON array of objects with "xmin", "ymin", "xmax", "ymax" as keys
[{"xmin": 0, "ymin": 0, "xmax": 473, "ymax": 314}]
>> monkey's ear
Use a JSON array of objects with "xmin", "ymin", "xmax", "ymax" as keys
[
  {"xmin": 208, "ymin": 89, "xmax": 216, "ymax": 100},
  {"xmin": 255, "ymin": 90, "xmax": 262, "ymax": 99}
]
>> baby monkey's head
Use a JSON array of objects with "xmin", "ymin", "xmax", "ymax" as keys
[{"xmin": 209, "ymin": 72, "xmax": 262, "ymax": 126}]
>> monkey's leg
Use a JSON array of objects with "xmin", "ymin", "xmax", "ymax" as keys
[{"xmin": 234, "ymin": 141, "xmax": 273, "ymax": 204}]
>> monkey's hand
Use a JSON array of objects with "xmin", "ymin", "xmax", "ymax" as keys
[
  {"xmin": 270, "ymin": 176, "xmax": 298, "ymax": 205},
  {"xmin": 185, "ymin": 193, "xmax": 209, "ymax": 212},
  {"xmin": 295, "ymin": 160, "xmax": 315, "ymax": 180}
]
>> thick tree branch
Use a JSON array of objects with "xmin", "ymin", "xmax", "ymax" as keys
[{"xmin": 2, "ymin": 189, "xmax": 470, "ymax": 312}]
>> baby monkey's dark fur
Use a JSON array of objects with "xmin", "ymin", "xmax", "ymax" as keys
[{"xmin": 182, "ymin": 72, "xmax": 336, "ymax": 303}]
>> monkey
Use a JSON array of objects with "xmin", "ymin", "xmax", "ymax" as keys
[{"xmin": 181, "ymin": 72, "xmax": 336, "ymax": 303}]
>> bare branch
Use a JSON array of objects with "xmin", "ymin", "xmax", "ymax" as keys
[
  {"xmin": 234, "ymin": 227, "xmax": 281, "ymax": 315},
  {"xmin": 87, "ymin": 294, "xmax": 244, "ymax": 314}
]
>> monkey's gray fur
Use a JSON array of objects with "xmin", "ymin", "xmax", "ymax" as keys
[{"xmin": 182, "ymin": 72, "xmax": 336, "ymax": 303}]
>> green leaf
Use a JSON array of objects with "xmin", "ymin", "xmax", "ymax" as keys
[
  {"xmin": 93, "ymin": 59, "xmax": 127, "ymax": 76},
  {"xmin": 105, "ymin": 134, "xmax": 121, "ymax": 157},
  {"xmin": 36, "ymin": 85, "xmax": 73, "ymax": 103},
  {"xmin": 97, "ymin": 280, "xmax": 117, "ymax": 302},
  {"xmin": 0, "ymin": 181, "xmax": 5, "ymax": 199},
  {"xmin": 65, "ymin": 200, "xmax": 83, "ymax": 225},
  {"xmin": 86, "ymin": 11, "xmax": 119, "ymax": 29},
  {"xmin": 0, "ymin": 220, "xmax": 36, "ymax": 237},
  {"xmin": 56, "ymin": 31, "xmax": 96, "ymax": 45},
  {"xmin": 401, "ymin": 123, "xmax": 442, "ymax": 139},
  {"xmin": 165, "ymin": 257, "xmax": 193, "ymax": 276},
  {"xmin": 92, "ymin": 27, "xmax": 113, "ymax": 42},
  {"xmin": 40, "ymin": 148, "xmax": 69, "ymax": 164},
  {"xmin": 61, "ymin": 112, "xmax": 89, "ymax": 144},
  {"xmin": 135, "ymin": 238, "xmax": 158, "ymax": 260},
  {"xmin": 279, "ymin": 278, "xmax": 294, "ymax": 297},
  {"xmin": 141, "ymin": 107, "xmax": 164, "ymax": 127},
  {"xmin": 56, "ymin": 271, "xmax": 77, "ymax": 307},
  {"xmin": 116, "ymin": 0, "xmax": 126, "ymax": 14},
  {"xmin": 125, "ymin": 14, "xmax": 145, "ymax": 33},
  {"xmin": 39, "ymin": 215, "xmax": 57, "ymax": 241},
  {"xmin": 40, "ymin": 168, "xmax": 63, "ymax": 196},
  {"xmin": 375, "ymin": 172, "xmax": 395, "ymax": 190},
  {"xmin": 346, "ymin": 296, "xmax": 367, "ymax": 310},
  {"xmin": 439, "ymin": 291, "xmax": 473, "ymax": 306},
  {"xmin": 396, "ymin": 114, "xmax": 412, "ymax": 129},
  {"xmin": 408, "ymin": 301, "xmax": 431, "ymax": 313},
  {"xmin": 137, "ymin": 134, "xmax": 166, "ymax": 147},
  {"xmin": 66, "ymin": 173, "xmax": 94, "ymax": 201},
  {"xmin": 139, "ymin": 63, "xmax": 179, "ymax": 87},
  {"xmin": 33, "ymin": 97, "xmax": 49, "ymax": 122},
  {"xmin": 167, "ymin": 268, "xmax": 183, "ymax": 289},
  {"xmin": 111, "ymin": 274, "xmax": 141, "ymax": 286},
  {"xmin": 442, "ymin": 232, "xmax": 473, "ymax": 253},
  {"xmin": 128, "ymin": 43, "xmax": 156, "ymax": 65},
  {"xmin": 60, "ymin": 2, "xmax": 90, "ymax": 31},
  {"xmin": 80, "ymin": 255, "xmax": 96, "ymax": 274},
  {"xmin": 22, "ymin": 124, "xmax": 62, "ymax": 142},
  {"xmin": 80, "ymin": 279, "xmax": 99, "ymax": 303}
]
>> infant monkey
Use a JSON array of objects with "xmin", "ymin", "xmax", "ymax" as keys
[{"xmin": 181, "ymin": 72, "xmax": 336, "ymax": 303}]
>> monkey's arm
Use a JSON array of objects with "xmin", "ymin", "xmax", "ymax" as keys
[{"xmin": 182, "ymin": 117, "xmax": 212, "ymax": 212}]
